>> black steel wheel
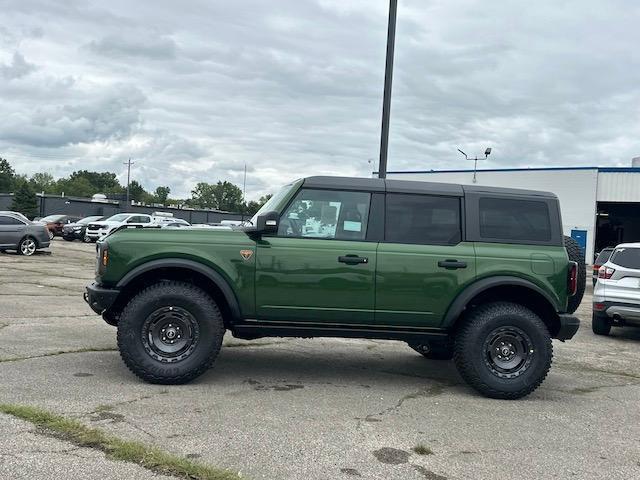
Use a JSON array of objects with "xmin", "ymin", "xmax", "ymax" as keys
[
  {"xmin": 117, "ymin": 281, "xmax": 224, "ymax": 384},
  {"xmin": 484, "ymin": 326, "xmax": 533, "ymax": 379},
  {"xmin": 142, "ymin": 306, "xmax": 199, "ymax": 362},
  {"xmin": 454, "ymin": 302, "xmax": 553, "ymax": 399}
]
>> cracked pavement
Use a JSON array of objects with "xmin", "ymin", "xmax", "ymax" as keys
[{"xmin": 1, "ymin": 240, "xmax": 640, "ymax": 479}]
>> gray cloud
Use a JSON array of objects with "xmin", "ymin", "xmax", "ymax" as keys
[
  {"xmin": 0, "ymin": 0, "xmax": 639, "ymax": 199},
  {"xmin": 0, "ymin": 52, "xmax": 37, "ymax": 79}
]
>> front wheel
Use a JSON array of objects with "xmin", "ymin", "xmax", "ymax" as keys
[
  {"xmin": 117, "ymin": 281, "xmax": 225, "ymax": 384},
  {"xmin": 18, "ymin": 237, "xmax": 37, "ymax": 256},
  {"xmin": 453, "ymin": 302, "xmax": 553, "ymax": 399}
]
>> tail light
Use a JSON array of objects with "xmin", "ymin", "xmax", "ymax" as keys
[
  {"xmin": 593, "ymin": 264, "xmax": 600, "ymax": 272},
  {"xmin": 568, "ymin": 262, "xmax": 578, "ymax": 296},
  {"xmin": 598, "ymin": 266, "xmax": 615, "ymax": 279}
]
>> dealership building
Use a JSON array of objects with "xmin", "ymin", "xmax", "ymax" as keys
[{"xmin": 387, "ymin": 164, "xmax": 640, "ymax": 264}]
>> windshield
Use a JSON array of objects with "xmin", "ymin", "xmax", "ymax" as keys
[
  {"xmin": 78, "ymin": 216, "xmax": 104, "ymax": 225},
  {"xmin": 40, "ymin": 215, "xmax": 65, "ymax": 222},
  {"xmin": 249, "ymin": 183, "xmax": 297, "ymax": 225},
  {"xmin": 105, "ymin": 214, "xmax": 130, "ymax": 222}
]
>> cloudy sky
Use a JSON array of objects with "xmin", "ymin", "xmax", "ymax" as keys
[{"xmin": 1, "ymin": 0, "xmax": 639, "ymax": 199}]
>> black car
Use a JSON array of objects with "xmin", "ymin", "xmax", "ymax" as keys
[{"xmin": 62, "ymin": 216, "xmax": 106, "ymax": 242}]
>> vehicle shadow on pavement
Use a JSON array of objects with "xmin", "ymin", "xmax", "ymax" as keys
[{"xmin": 205, "ymin": 345, "xmax": 467, "ymax": 391}]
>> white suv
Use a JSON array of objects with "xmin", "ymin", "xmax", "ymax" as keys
[
  {"xmin": 592, "ymin": 242, "xmax": 640, "ymax": 335},
  {"xmin": 85, "ymin": 213, "xmax": 155, "ymax": 241}
]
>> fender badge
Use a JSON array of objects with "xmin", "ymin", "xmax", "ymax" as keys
[{"xmin": 240, "ymin": 249, "xmax": 254, "ymax": 260}]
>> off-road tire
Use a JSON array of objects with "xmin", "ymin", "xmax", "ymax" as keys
[
  {"xmin": 591, "ymin": 313, "xmax": 611, "ymax": 336},
  {"xmin": 117, "ymin": 281, "xmax": 224, "ymax": 384},
  {"xmin": 408, "ymin": 341, "xmax": 454, "ymax": 360},
  {"xmin": 453, "ymin": 302, "xmax": 553, "ymax": 399},
  {"xmin": 564, "ymin": 235, "xmax": 586, "ymax": 314}
]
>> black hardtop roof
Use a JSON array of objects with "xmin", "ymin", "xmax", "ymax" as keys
[{"xmin": 302, "ymin": 176, "xmax": 557, "ymax": 198}]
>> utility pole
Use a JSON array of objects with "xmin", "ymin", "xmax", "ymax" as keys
[
  {"xmin": 124, "ymin": 158, "xmax": 134, "ymax": 206},
  {"xmin": 242, "ymin": 163, "xmax": 247, "ymax": 221},
  {"xmin": 378, "ymin": 0, "xmax": 398, "ymax": 179}
]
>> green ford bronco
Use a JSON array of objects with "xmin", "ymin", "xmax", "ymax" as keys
[{"xmin": 86, "ymin": 176, "xmax": 584, "ymax": 399}]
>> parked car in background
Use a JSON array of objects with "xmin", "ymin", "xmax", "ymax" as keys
[
  {"xmin": 593, "ymin": 243, "xmax": 640, "ymax": 335},
  {"xmin": 0, "ymin": 211, "xmax": 51, "ymax": 256},
  {"xmin": 592, "ymin": 247, "xmax": 615, "ymax": 286},
  {"xmin": 62, "ymin": 216, "xmax": 106, "ymax": 242},
  {"xmin": 85, "ymin": 213, "xmax": 157, "ymax": 241},
  {"xmin": 158, "ymin": 218, "xmax": 191, "ymax": 228},
  {"xmin": 37, "ymin": 214, "xmax": 82, "ymax": 239}
]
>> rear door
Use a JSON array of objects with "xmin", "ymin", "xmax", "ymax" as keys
[
  {"xmin": 0, "ymin": 215, "xmax": 26, "ymax": 248},
  {"xmin": 126, "ymin": 215, "xmax": 152, "ymax": 226},
  {"xmin": 255, "ymin": 188, "xmax": 378, "ymax": 324},
  {"xmin": 375, "ymin": 193, "xmax": 475, "ymax": 327}
]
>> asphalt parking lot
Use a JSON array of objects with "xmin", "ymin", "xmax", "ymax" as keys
[{"xmin": 1, "ymin": 240, "xmax": 640, "ymax": 480}]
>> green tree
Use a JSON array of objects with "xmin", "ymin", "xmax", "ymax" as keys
[
  {"xmin": 53, "ymin": 177, "xmax": 95, "ymax": 198},
  {"xmin": 0, "ymin": 158, "xmax": 16, "ymax": 193},
  {"xmin": 29, "ymin": 172, "xmax": 55, "ymax": 193},
  {"xmin": 154, "ymin": 186, "xmax": 171, "ymax": 205},
  {"xmin": 67, "ymin": 170, "xmax": 123, "ymax": 194},
  {"xmin": 191, "ymin": 181, "xmax": 243, "ymax": 211},
  {"xmin": 11, "ymin": 180, "xmax": 38, "ymax": 219},
  {"xmin": 127, "ymin": 180, "xmax": 150, "ymax": 203},
  {"xmin": 244, "ymin": 193, "xmax": 273, "ymax": 216}
]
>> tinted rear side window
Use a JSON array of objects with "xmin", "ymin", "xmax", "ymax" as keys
[
  {"xmin": 0, "ymin": 215, "xmax": 24, "ymax": 225},
  {"xmin": 610, "ymin": 248, "xmax": 640, "ymax": 269},
  {"xmin": 595, "ymin": 249, "xmax": 613, "ymax": 265},
  {"xmin": 479, "ymin": 198, "xmax": 551, "ymax": 242},
  {"xmin": 385, "ymin": 194, "xmax": 461, "ymax": 245}
]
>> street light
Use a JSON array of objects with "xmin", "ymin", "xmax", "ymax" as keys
[
  {"xmin": 377, "ymin": 0, "xmax": 398, "ymax": 179},
  {"xmin": 458, "ymin": 147, "xmax": 492, "ymax": 183}
]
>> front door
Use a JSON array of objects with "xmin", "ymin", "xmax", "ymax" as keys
[
  {"xmin": 0, "ymin": 215, "xmax": 25, "ymax": 248},
  {"xmin": 255, "ymin": 188, "xmax": 376, "ymax": 324}
]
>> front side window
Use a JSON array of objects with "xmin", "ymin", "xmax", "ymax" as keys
[
  {"xmin": 278, "ymin": 189, "xmax": 371, "ymax": 240},
  {"xmin": 0, "ymin": 215, "xmax": 25, "ymax": 226},
  {"xmin": 479, "ymin": 197, "xmax": 551, "ymax": 242},
  {"xmin": 385, "ymin": 194, "xmax": 461, "ymax": 245}
]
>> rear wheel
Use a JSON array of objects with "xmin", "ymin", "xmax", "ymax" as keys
[
  {"xmin": 453, "ymin": 302, "xmax": 553, "ymax": 399},
  {"xmin": 564, "ymin": 235, "xmax": 586, "ymax": 314},
  {"xmin": 47, "ymin": 230, "xmax": 54, "ymax": 240},
  {"xmin": 117, "ymin": 281, "xmax": 224, "ymax": 384},
  {"xmin": 592, "ymin": 313, "xmax": 611, "ymax": 336},
  {"xmin": 18, "ymin": 237, "xmax": 37, "ymax": 256}
]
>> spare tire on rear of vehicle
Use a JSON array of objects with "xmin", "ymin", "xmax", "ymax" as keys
[{"xmin": 564, "ymin": 235, "xmax": 586, "ymax": 314}]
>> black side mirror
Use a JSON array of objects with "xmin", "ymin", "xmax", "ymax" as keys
[{"xmin": 255, "ymin": 211, "xmax": 279, "ymax": 234}]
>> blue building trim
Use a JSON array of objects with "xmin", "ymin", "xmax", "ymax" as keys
[{"xmin": 379, "ymin": 166, "xmax": 640, "ymax": 175}]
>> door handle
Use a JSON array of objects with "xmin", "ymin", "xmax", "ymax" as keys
[
  {"xmin": 438, "ymin": 259, "xmax": 467, "ymax": 270},
  {"xmin": 338, "ymin": 255, "xmax": 369, "ymax": 265}
]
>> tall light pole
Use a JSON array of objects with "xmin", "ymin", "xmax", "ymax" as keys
[
  {"xmin": 124, "ymin": 158, "xmax": 134, "ymax": 205},
  {"xmin": 378, "ymin": 0, "xmax": 398, "ymax": 179}
]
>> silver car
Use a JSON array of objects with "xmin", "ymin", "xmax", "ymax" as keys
[
  {"xmin": 592, "ymin": 242, "xmax": 640, "ymax": 335},
  {"xmin": 0, "ymin": 211, "xmax": 51, "ymax": 256}
]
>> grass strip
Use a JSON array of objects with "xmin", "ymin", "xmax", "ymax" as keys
[{"xmin": 0, "ymin": 403, "xmax": 242, "ymax": 480}]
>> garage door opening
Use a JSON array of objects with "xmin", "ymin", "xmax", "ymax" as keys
[{"xmin": 595, "ymin": 202, "xmax": 640, "ymax": 256}]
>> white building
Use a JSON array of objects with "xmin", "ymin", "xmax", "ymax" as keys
[{"xmin": 387, "ymin": 165, "xmax": 640, "ymax": 264}]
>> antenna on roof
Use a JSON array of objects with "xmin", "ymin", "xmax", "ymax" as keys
[{"xmin": 458, "ymin": 147, "xmax": 491, "ymax": 183}]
